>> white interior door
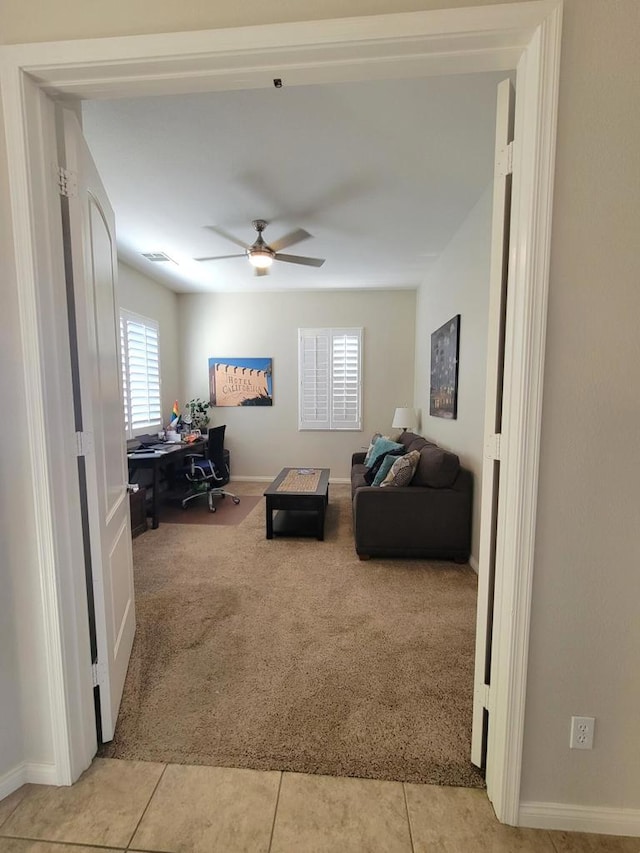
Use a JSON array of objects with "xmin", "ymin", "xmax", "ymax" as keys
[
  {"xmin": 471, "ymin": 79, "xmax": 515, "ymax": 768},
  {"xmin": 59, "ymin": 107, "xmax": 135, "ymax": 741}
]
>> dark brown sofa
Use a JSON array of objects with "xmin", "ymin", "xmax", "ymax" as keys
[{"xmin": 351, "ymin": 431, "xmax": 472, "ymax": 561}]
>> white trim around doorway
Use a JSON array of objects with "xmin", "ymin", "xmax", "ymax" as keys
[{"xmin": 0, "ymin": 0, "xmax": 562, "ymax": 825}]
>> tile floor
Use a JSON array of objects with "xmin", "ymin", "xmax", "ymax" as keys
[{"xmin": 0, "ymin": 758, "xmax": 638, "ymax": 853}]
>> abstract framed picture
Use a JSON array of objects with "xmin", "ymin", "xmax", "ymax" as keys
[
  {"xmin": 208, "ymin": 357, "xmax": 273, "ymax": 406},
  {"xmin": 429, "ymin": 315, "xmax": 460, "ymax": 419}
]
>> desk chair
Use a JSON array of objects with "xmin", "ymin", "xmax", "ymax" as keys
[{"xmin": 182, "ymin": 424, "xmax": 240, "ymax": 512}]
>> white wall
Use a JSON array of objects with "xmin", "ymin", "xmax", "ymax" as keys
[
  {"xmin": 414, "ymin": 187, "xmax": 492, "ymax": 565},
  {"xmin": 117, "ymin": 262, "xmax": 181, "ymax": 423},
  {"xmin": 0, "ymin": 103, "xmax": 53, "ymax": 788},
  {"xmin": 180, "ymin": 290, "xmax": 416, "ymax": 479},
  {"xmin": 0, "ymin": 0, "xmax": 522, "ymax": 43},
  {"xmin": 520, "ymin": 0, "xmax": 640, "ymax": 811},
  {"xmin": 1, "ymin": 0, "xmax": 640, "ymax": 824},
  {"xmin": 0, "ymin": 124, "xmax": 27, "ymax": 782}
]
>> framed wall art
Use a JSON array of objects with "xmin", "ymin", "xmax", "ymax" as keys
[
  {"xmin": 208, "ymin": 357, "xmax": 273, "ymax": 406},
  {"xmin": 429, "ymin": 315, "xmax": 460, "ymax": 419}
]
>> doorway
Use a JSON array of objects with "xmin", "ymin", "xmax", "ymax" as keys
[
  {"xmin": 0, "ymin": 1, "xmax": 562, "ymax": 824},
  {"xmin": 80, "ymin": 73, "xmax": 508, "ymax": 791}
]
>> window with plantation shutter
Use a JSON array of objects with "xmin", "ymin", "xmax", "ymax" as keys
[
  {"xmin": 298, "ymin": 327, "xmax": 362, "ymax": 430},
  {"xmin": 119, "ymin": 310, "xmax": 162, "ymax": 438}
]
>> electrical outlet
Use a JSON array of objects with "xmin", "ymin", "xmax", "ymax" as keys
[{"xmin": 570, "ymin": 716, "xmax": 595, "ymax": 749}]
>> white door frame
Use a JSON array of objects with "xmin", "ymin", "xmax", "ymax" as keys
[{"xmin": 0, "ymin": 0, "xmax": 562, "ymax": 824}]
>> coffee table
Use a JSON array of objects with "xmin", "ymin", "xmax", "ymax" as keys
[{"xmin": 264, "ymin": 468, "xmax": 330, "ymax": 540}]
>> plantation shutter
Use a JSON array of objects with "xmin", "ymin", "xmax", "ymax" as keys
[
  {"xmin": 120, "ymin": 310, "xmax": 162, "ymax": 438},
  {"xmin": 331, "ymin": 330, "xmax": 361, "ymax": 430},
  {"xmin": 299, "ymin": 327, "xmax": 362, "ymax": 430},
  {"xmin": 120, "ymin": 316, "xmax": 129, "ymax": 433},
  {"xmin": 299, "ymin": 329, "xmax": 331, "ymax": 430}
]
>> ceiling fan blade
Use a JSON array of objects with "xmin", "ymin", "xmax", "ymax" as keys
[
  {"xmin": 274, "ymin": 253, "xmax": 325, "ymax": 268},
  {"xmin": 269, "ymin": 228, "xmax": 311, "ymax": 252},
  {"xmin": 254, "ymin": 266, "xmax": 270, "ymax": 277},
  {"xmin": 205, "ymin": 225, "xmax": 250, "ymax": 250},
  {"xmin": 194, "ymin": 253, "xmax": 246, "ymax": 262}
]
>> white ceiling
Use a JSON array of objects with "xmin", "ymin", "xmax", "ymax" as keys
[{"xmin": 82, "ymin": 72, "xmax": 506, "ymax": 293}]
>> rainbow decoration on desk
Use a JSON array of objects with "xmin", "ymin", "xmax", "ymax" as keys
[{"xmin": 168, "ymin": 400, "xmax": 180, "ymax": 428}]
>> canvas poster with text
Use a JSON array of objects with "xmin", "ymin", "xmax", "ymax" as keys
[{"xmin": 209, "ymin": 358, "xmax": 273, "ymax": 406}]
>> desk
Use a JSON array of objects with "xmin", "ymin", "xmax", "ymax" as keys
[
  {"xmin": 127, "ymin": 439, "xmax": 206, "ymax": 529},
  {"xmin": 128, "ymin": 487, "xmax": 148, "ymax": 538}
]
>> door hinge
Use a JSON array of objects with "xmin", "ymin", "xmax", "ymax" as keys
[
  {"xmin": 75, "ymin": 431, "xmax": 93, "ymax": 457},
  {"xmin": 486, "ymin": 433, "xmax": 501, "ymax": 461},
  {"xmin": 497, "ymin": 140, "xmax": 514, "ymax": 177},
  {"xmin": 57, "ymin": 165, "xmax": 78, "ymax": 198},
  {"xmin": 91, "ymin": 662, "xmax": 99, "ymax": 687}
]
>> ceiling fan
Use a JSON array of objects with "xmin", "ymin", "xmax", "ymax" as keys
[{"xmin": 194, "ymin": 219, "xmax": 325, "ymax": 276}]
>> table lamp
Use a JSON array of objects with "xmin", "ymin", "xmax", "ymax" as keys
[{"xmin": 392, "ymin": 407, "xmax": 417, "ymax": 433}]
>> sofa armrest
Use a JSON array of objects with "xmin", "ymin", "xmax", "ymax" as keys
[{"xmin": 352, "ymin": 451, "xmax": 367, "ymax": 466}]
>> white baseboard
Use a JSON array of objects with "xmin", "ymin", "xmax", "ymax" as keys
[
  {"xmin": 469, "ymin": 555, "xmax": 479, "ymax": 573},
  {"xmin": 230, "ymin": 475, "xmax": 272, "ymax": 482},
  {"xmin": 24, "ymin": 762, "xmax": 59, "ymax": 786},
  {"xmin": 0, "ymin": 762, "xmax": 58, "ymax": 800},
  {"xmin": 0, "ymin": 764, "xmax": 27, "ymax": 801},
  {"xmin": 519, "ymin": 801, "xmax": 640, "ymax": 837},
  {"xmin": 231, "ymin": 475, "xmax": 351, "ymax": 485}
]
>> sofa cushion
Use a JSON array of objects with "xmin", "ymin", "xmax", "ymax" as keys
[
  {"xmin": 412, "ymin": 445, "xmax": 460, "ymax": 488},
  {"xmin": 398, "ymin": 431, "xmax": 437, "ymax": 454},
  {"xmin": 398, "ymin": 431, "xmax": 422, "ymax": 450},
  {"xmin": 380, "ymin": 449, "xmax": 421, "ymax": 487},
  {"xmin": 367, "ymin": 436, "xmax": 404, "ymax": 469}
]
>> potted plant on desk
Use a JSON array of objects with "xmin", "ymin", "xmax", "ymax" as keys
[{"xmin": 185, "ymin": 397, "xmax": 211, "ymax": 435}]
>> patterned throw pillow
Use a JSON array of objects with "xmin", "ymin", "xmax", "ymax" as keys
[{"xmin": 380, "ymin": 449, "xmax": 420, "ymax": 487}]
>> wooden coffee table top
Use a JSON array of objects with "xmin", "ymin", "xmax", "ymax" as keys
[{"xmin": 264, "ymin": 468, "xmax": 330, "ymax": 497}]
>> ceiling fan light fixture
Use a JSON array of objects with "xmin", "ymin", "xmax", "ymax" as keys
[
  {"xmin": 248, "ymin": 249, "xmax": 274, "ymax": 269},
  {"xmin": 196, "ymin": 219, "xmax": 324, "ymax": 272}
]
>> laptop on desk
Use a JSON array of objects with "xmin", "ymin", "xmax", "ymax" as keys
[{"xmin": 128, "ymin": 433, "xmax": 167, "ymax": 449}]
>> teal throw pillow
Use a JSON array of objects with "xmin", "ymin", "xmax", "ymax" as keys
[
  {"xmin": 363, "ymin": 433, "xmax": 383, "ymax": 466},
  {"xmin": 364, "ymin": 447, "xmax": 405, "ymax": 484},
  {"xmin": 372, "ymin": 453, "xmax": 399, "ymax": 486},
  {"xmin": 368, "ymin": 437, "xmax": 404, "ymax": 469}
]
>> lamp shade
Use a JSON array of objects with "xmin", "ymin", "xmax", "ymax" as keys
[{"xmin": 392, "ymin": 407, "xmax": 417, "ymax": 430}]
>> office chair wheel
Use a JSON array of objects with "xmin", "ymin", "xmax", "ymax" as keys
[
  {"xmin": 208, "ymin": 504, "xmax": 216, "ymax": 513},
  {"xmin": 233, "ymin": 497, "xmax": 241, "ymax": 505}
]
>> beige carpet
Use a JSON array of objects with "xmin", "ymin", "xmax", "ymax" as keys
[{"xmin": 101, "ymin": 482, "xmax": 484, "ymax": 787}]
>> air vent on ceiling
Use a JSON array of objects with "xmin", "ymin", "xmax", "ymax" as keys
[{"xmin": 141, "ymin": 252, "xmax": 176, "ymax": 263}]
